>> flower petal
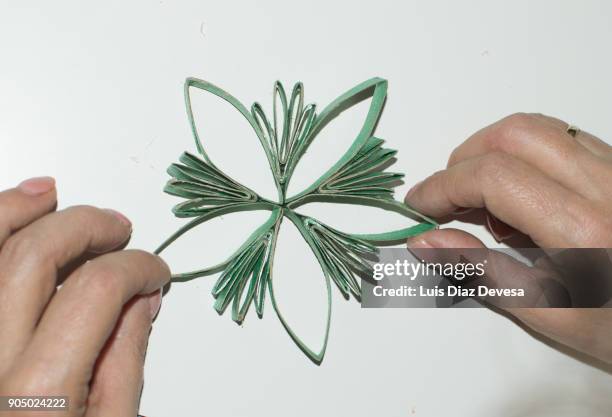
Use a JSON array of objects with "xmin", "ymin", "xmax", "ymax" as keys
[
  {"xmin": 293, "ymin": 197, "xmax": 437, "ymax": 246},
  {"xmin": 286, "ymin": 210, "xmax": 377, "ymax": 298},
  {"xmin": 155, "ymin": 204, "xmax": 278, "ymax": 282},
  {"xmin": 285, "ymin": 77, "xmax": 388, "ymax": 201},
  {"xmin": 268, "ymin": 212, "xmax": 333, "ymax": 365},
  {"xmin": 185, "ymin": 78, "xmax": 281, "ymax": 201},
  {"xmin": 211, "ymin": 210, "xmax": 280, "ymax": 323},
  {"xmin": 251, "ymin": 81, "xmax": 317, "ymax": 194},
  {"xmin": 165, "ymin": 152, "xmax": 260, "ymax": 218}
]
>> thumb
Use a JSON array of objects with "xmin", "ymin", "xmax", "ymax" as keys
[
  {"xmin": 406, "ymin": 228, "xmax": 570, "ymax": 309},
  {"xmin": 85, "ymin": 290, "xmax": 161, "ymax": 417}
]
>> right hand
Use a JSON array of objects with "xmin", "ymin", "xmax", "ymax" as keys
[{"xmin": 404, "ymin": 113, "xmax": 612, "ymax": 363}]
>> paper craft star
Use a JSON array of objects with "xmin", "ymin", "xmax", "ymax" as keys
[{"xmin": 156, "ymin": 77, "xmax": 436, "ymax": 363}]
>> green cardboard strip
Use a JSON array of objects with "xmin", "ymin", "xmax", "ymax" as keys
[{"xmin": 155, "ymin": 77, "xmax": 437, "ymax": 364}]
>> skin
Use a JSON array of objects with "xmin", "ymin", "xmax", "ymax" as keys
[
  {"xmin": 0, "ymin": 177, "xmax": 170, "ymax": 417},
  {"xmin": 0, "ymin": 113, "xmax": 610, "ymax": 415},
  {"xmin": 405, "ymin": 113, "xmax": 612, "ymax": 363}
]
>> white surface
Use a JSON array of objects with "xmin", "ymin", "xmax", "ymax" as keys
[{"xmin": 2, "ymin": 1, "xmax": 612, "ymax": 416}]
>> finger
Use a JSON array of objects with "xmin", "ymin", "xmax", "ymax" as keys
[
  {"xmin": 486, "ymin": 212, "xmax": 517, "ymax": 243},
  {"xmin": 405, "ymin": 152, "xmax": 593, "ymax": 247},
  {"xmin": 529, "ymin": 113, "xmax": 569, "ymax": 129},
  {"xmin": 575, "ymin": 131, "xmax": 612, "ymax": 162},
  {"xmin": 532, "ymin": 114, "xmax": 612, "ymax": 161},
  {"xmin": 409, "ymin": 230, "xmax": 612, "ymax": 360},
  {"xmin": 22, "ymin": 250, "xmax": 170, "ymax": 395},
  {"xmin": 407, "ymin": 228, "xmax": 486, "ymax": 250},
  {"xmin": 86, "ymin": 291, "xmax": 161, "ymax": 417},
  {"xmin": 0, "ymin": 177, "xmax": 57, "ymax": 245},
  {"xmin": 511, "ymin": 308, "xmax": 612, "ymax": 363},
  {"xmin": 407, "ymin": 229, "xmax": 570, "ymax": 308},
  {"xmin": 447, "ymin": 113, "xmax": 607, "ymax": 199},
  {"xmin": 0, "ymin": 206, "xmax": 132, "ymax": 365}
]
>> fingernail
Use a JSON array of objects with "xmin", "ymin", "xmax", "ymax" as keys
[
  {"xmin": 486, "ymin": 213, "xmax": 516, "ymax": 243},
  {"xmin": 148, "ymin": 289, "xmax": 163, "ymax": 320},
  {"xmin": 406, "ymin": 236, "xmax": 435, "ymax": 265},
  {"xmin": 104, "ymin": 209, "xmax": 132, "ymax": 228},
  {"xmin": 405, "ymin": 180, "xmax": 423, "ymax": 200},
  {"xmin": 406, "ymin": 236, "xmax": 433, "ymax": 249},
  {"xmin": 18, "ymin": 176, "xmax": 55, "ymax": 196}
]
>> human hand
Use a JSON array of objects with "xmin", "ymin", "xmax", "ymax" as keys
[
  {"xmin": 404, "ymin": 113, "xmax": 612, "ymax": 362},
  {"xmin": 0, "ymin": 177, "xmax": 171, "ymax": 416}
]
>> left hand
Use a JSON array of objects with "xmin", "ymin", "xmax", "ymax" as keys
[{"xmin": 0, "ymin": 177, "xmax": 171, "ymax": 417}]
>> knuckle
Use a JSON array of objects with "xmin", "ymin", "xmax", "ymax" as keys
[
  {"xmin": 428, "ymin": 169, "xmax": 447, "ymax": 184},
  {"xmin": 529, "ymin": 112, "xmax": 556, "ymax": 124},
  {"xmin": 477, "ymin": 152, "xmax": 515, "ymax": 181},
  {"xmin": 501, "ymin": 112, "xmax": 538, "ymax": 131},
  {"xmin": 60, "ymin": 205, "xmax": 109, "ymax": 236},
  {"xmin": 447, "ymin": 146, "xmax": 462, "ymax": 167},
  {"xmin": 125, "ymin": 249, "xmax": 170, "ymax": 276},
  {"xmin": 77, "ymin": 260, "xmax": 124, "ymax": 301},
  {"xmin": 488, "ymin": 113, "xmax": 538, "ymax": 149},
  {"xmin": 62, "ymin": 204, "xmax": 102, "ymax": 223},
  {"xmin": 1, "ymin": 232, "xmax": 45, "ymax": 264}
]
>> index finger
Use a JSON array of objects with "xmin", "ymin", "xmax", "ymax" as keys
[
  {"xmin": 404, "ymin": 152, "xmax": 592, "ymax": 247},
  {"xmin": 446, "ymin": 113, "xmax": 604, "ymax": 199}
]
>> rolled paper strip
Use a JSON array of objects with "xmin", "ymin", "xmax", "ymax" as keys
[{"xmin": 157, "ymin": 78, "xmax": 437, "ymax": 363}]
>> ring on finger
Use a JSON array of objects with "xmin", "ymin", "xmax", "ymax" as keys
[{"xmin": 566, "ymin": 124, "xmax": 580, "ymax": 138}]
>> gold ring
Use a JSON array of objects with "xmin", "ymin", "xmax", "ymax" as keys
[{"xmin": 566, "ymin": 125, "xmax": 580, "ymax": 138}]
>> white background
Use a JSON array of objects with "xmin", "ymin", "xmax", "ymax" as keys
[{"xmin": 1, "ymin": 1, "xmax": 612, "ymax": 416}]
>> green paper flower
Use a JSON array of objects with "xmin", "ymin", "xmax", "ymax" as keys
[{"xmin": 156, "ymin": 77, "xmax": 436, "ymax": 364}]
